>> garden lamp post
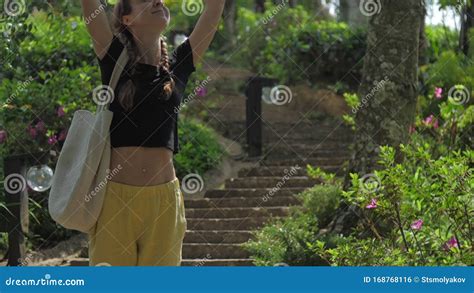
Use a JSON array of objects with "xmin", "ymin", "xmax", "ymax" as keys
[{"xmin": 244, "ymin": 76, "xmax": 278, "ymax": 158}]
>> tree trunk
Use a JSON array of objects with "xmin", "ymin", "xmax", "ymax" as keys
[
  {"xmin": 321, "ymin": 0, "xmax": 424, "ymax": 238},
  {"xmin": 419, "ymin": 1, "xmax": 428, "ymax": 66},
  {"xmin": 348, "ymin": 0, "xmax": 423, "ymax": 178},
  {"xmin": 459, "ymin": 2, "xmax": 474, "ymax": 56},
  {"xmin": 339, "ymin": 0, "xmax": 368, "ymax": 28},
  {"xmin": 222, "ymin": 0, "xmax": 237, "ymax": 50}
]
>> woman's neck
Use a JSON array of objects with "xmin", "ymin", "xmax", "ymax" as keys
[{"xmin": 130, "ymin": 29, "xmax": 161, "ymax": 66}]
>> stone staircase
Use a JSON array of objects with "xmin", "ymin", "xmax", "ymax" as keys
[
  {"xmin": 25, "ymin": 62, "xmax": 353, "ymax": 267},
  {"xmin": 180, "ymin": 120, "xmax": 352, "ymax": 266}
]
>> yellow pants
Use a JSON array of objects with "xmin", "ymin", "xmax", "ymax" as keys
[{"xmin": 88, "ymin": 177, "xmax": 187, "ymax": 266}]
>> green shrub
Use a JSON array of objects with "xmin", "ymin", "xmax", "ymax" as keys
[
  {"xmin": 0, "ymin": 64, "xmax": 100, "ymax": 157},
  {"xmin": 298, "ymin": 184, "xmax": 342, "ymax": 229},
  {"xmin": 242, "ymin": 184, "xmax": 343, "ymax": 266},
  {"xmin": 424, "ymin": 25, "xmax": 458, "ymax": 63},
  {"xmin": 233, "ymin": 6, "xmax": 366, "ymax": 85},
  {"xmin": 174, "ymin": 117, "xmax": 225, "ymax": 178},
  {"xmin": 333, "ymin": 144, "xmax": 473, "ymax": 266}
]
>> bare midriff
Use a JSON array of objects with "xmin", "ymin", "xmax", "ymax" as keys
[{"xmin": 108, "ymin": 146, "xmax": 176, "ymax": 186}]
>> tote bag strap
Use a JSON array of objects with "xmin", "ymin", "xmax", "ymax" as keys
[{"xmin": 96, "ymin": 47, "xmax": 130, "ymax": 113}]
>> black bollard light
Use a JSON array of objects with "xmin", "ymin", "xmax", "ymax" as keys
[{"xmin": 244, "ymin": 76, "xmax": 278, "ymax": 158}]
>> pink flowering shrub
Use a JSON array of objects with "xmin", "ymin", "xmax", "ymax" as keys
[{"xmin": 328, "ymin": 143, "xmax": 473, "ymax": 266}]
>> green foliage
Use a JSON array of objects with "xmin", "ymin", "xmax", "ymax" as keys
[
  {"xmin": 174, "ymin": 118, "xmax": 225, "ymax": 178},
  {"xmin": 297, "ymin": 184, "xmax": 342, "ymax": 229},
  {"xmin": 312, "ymin": 235, "xmax": 407, "ymax": 266},
  {"xmin": 242, "ymin": 184, "xmax": 343, "ymax": 266},
  {"xmin": 306, "ymin": 164, "xmax": 339, "ymax": 186},
  {"xmin": 0, "ymin": 64, "xmax": 100, "ymax": 157},
  {"xmin": 424, "ymin": 25, "xmax": 458, "ymax": 63},
  {"xmin": 423, "ymin": 51, "xmax": 474, "ymax": 91},
  {"xmin": 233, "ymin": 5, "xmax": 366, "ymax": 85},
  {"xmin": 418, "ymin": 51, "xmax": 473, "ymax": 151},
  {"xmin": 338, "ymin": 144, "xmax": 473, "ymax": 266}
]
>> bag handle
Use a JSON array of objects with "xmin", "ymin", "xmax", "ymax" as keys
[{"xmin": 96, "ymin": 47, "xmax": 130, "ymax": 113}]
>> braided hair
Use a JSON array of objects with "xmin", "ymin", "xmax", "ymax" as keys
[{"xmin": 112, "ymin": 0, "xmax": 175, "ymax": 112}]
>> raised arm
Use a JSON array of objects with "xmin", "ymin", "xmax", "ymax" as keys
[
  {"xmin": 188, "ymin": 0, "xmax": 226, "ymax": 66},
  {"xmin": 80, "ymin": 0, "xmax": 114, "ymax": 60}
]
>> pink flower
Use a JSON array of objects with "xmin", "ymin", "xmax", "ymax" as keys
[
  {"xmin": 0, "ymin": 130, "xmax": 7, "ymax": 144},
  {"xmin": 423, "ymin": 114, "xmax": 439, "ymax": 129},
  {"xmin": 443, "ymin": 236, "xmax": 459, "ymax": 250},
  {"xmin": 196, "ymin": 87, "xmax": 207, "ymax": 97},
  {"xmin": 35, "ymin": 120, "xmax": 46, "ymax": 133},
  {"xmin": 57, "ymin": 106, "xmax": 65, "ymax": 117},
  {"xmin": 409, "ymin": 125, "xmax": 416, "ymax": 134},
  {"xmin": 410, "ymin": 219, "xmax": 423, "ymax": 231},
  {"xmin": 423, "ymin": 115, "xmax": 434, "ymax": 126},
  {"xmin": 27, "ymin": 124, "xmax": 37, "ymax": 139},
  {"xmin": 47, "ymin": 134, "xmax": 58, "ymax": 145},
  {"xmin": 434, "ymin": 87, "xmax": 443, "ymax": 99},
  {"xmin": 58, "ymin": 129, "xmax": 68, "ymax": 141},
  {"xmin": 366, "ymin": 198, "xmax": 377, "ymax": 209}
]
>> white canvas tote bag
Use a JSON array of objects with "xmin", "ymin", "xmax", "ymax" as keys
[{"xmin": 48, "ymin": 48, "xmax": 129, "ymax": 234}]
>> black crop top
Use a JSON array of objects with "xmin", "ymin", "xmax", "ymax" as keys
[{"xmin": 97, "ymin": 35, "xmax": 196, "ymax": 154}]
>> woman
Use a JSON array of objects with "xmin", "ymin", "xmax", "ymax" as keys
[{"xmin": 80, "ymin": 0, "xmax": 225, "ymax": 266}]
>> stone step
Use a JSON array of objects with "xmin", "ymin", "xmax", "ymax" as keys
[
  {"xmin": 264, "ymin": 153, "xmax": 351, "ymax": 162},
  {"xmin": 262, "ymin": 132, "xmax": 353, "ymax": 142},
  {"xmin": 263, "ymin": 146, "xmax": 350, "ymax": 158},
  {"xmin": 187, "ymin": 217, "xmax": 276, "ymax": 230},
  {"xmin": 184, "ymin": 230, "xmax": 254, "ymax": 244},
  {"xmin": 225, "ymin": 176, "xmax": 320, "ymax": 188},
  {"xmin": 212, "ymin": 123, "xmax": 353, "ymax": 144},
  {"xmin": 183, "ymin": 243, "xmax": 250, "ymax": 259},
  {"xmin": 237, "ymin": 165, "xmax": 343, "ymax": 177},
  {"xmin": 185, "ymin": 195, "xmax": 302, "ymax": 208},
  {"xmin": 62, "ymin": 257, "xmax": 256, "ymax": 267},
  {"xmin": 181, "ymin": 258, "xmax": 255, "ymax": 266},
  {"xmin": 263, "ymin": 157, "xmax": 349, "ymax": 167},
  {"xmin": 204, "ymin": 188, "xmax": 307, "ymax": 199},
  {"xmin": 186, "ymin": 206, "xmax": 291, "ymax": 218}
]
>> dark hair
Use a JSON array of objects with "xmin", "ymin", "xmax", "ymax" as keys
[{"xmin": 112, "ymin": 0, "xmax": 175, "ymax": 111}]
